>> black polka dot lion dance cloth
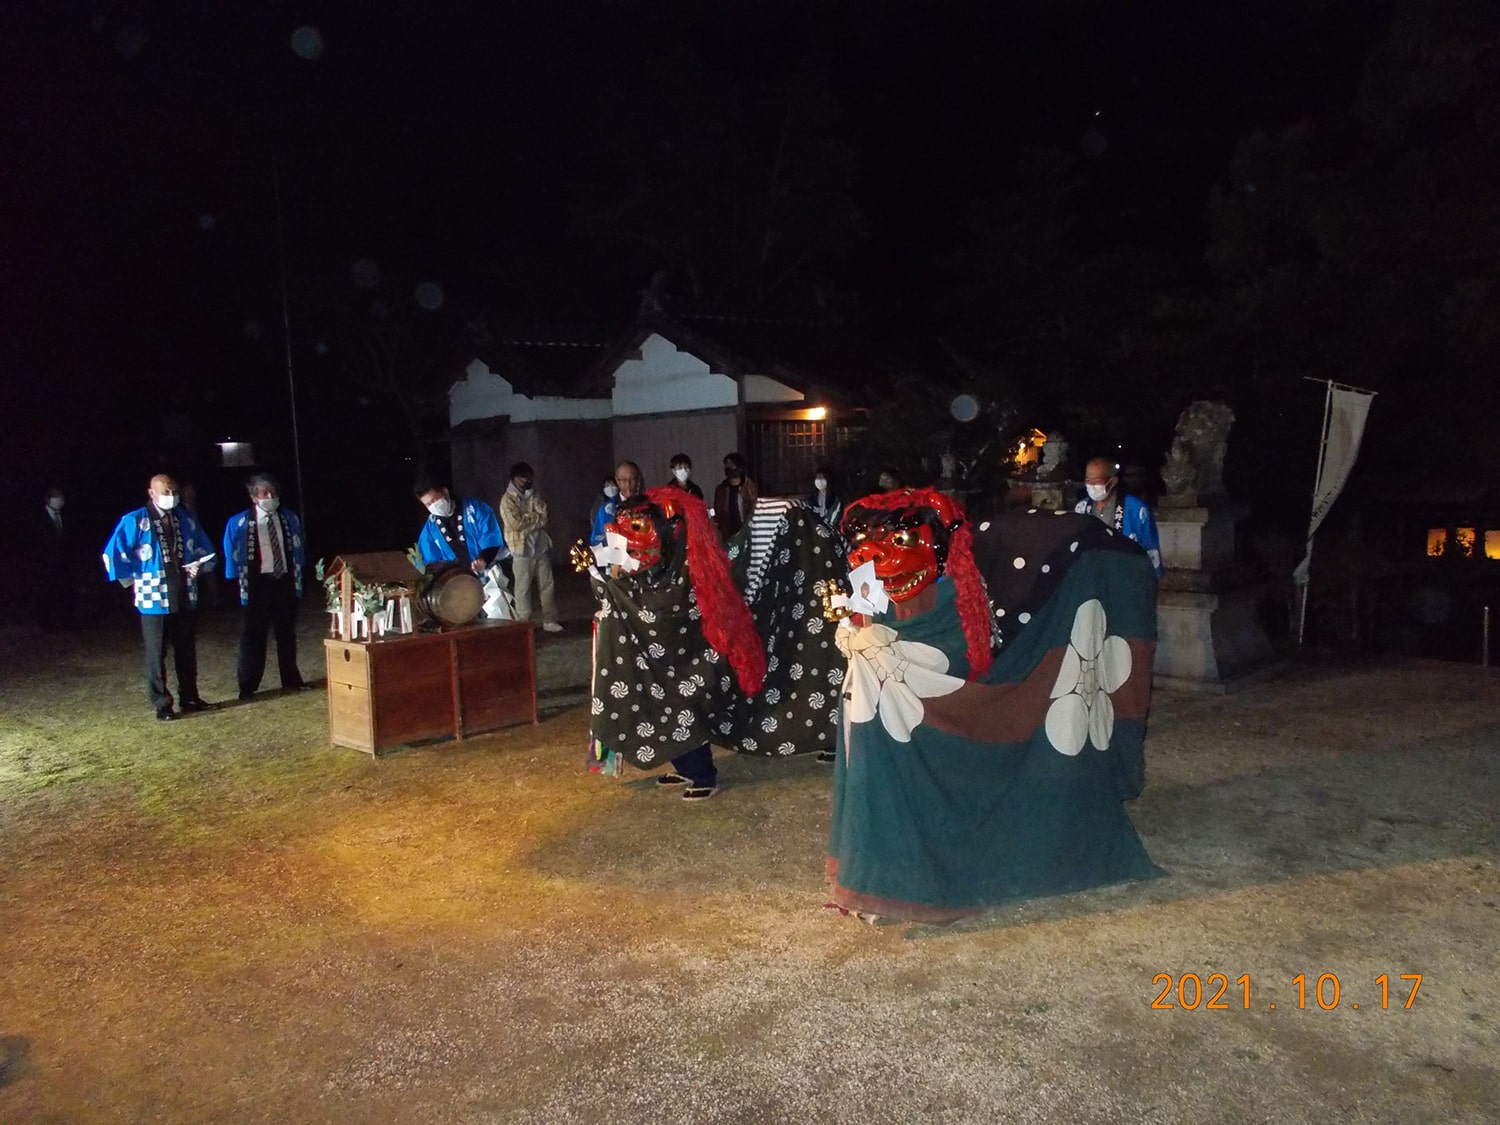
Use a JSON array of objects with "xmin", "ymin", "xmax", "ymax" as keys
[
  {"xmin": 587, "ymin": 487, "xmax": 847, "ymax": 773},
  {"xmin": 825, "ymin": 487, "xmax": 1161, "ymax": 924}
]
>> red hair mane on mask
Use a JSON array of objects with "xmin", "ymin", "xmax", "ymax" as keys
[
  {"xmin": 644, "ymin": 486, "xmax": 766, "ymax": 695},
  {"xmin": 842, "ymin": 487, "xmax": 992, "ymax": 680}
]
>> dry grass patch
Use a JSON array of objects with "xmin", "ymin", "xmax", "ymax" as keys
[{"xmin": 2, "ymin": 614, "xmax": 1499, "ymax": 1123}]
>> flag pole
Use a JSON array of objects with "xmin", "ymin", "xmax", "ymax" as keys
[
  {"xmin": 1297, "ymin": 379, "xmax": 1334, "ymax": 649},
  {"xmin": 273, "ymin": 156, "xmax": 308, "ymax": 536}
]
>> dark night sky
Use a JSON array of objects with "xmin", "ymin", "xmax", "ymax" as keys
[{"xmin": 2, "ymin": 0, "xmax": 1389, "ymax": 532}]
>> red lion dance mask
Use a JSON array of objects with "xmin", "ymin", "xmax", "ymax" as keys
[
  {"xmin": 606, "ymin": 488, "xmax": 767, "ymax": 695},
  {"xmin": 840, "ymin": 487, "xmax": 993, "ymax": 680}
]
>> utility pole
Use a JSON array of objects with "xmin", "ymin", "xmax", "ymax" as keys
[{"xmin": 273, "ymin": 156, "xmax": 308, "ymax": 535}]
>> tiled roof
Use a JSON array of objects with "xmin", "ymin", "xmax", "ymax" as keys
[{"xmin": 472, "ymin": 337, "xmax": 610, "ymax": 399}]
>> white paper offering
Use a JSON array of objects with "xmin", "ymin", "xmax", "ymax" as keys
[
  {"xmin": 845, "ymin": 559, "xmax": 890, "ymax": 616},
  {"xmin": 481, "ymin": 566, "xmax": 517, "ymax": 620},
  {"xmin": 591, "ymin": 530, "xmax": 641, "ymax": 573}
]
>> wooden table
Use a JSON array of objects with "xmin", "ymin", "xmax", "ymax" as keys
[{"xmin": 324, "ymin": 620, "xmax": 538, "ymax": 754}]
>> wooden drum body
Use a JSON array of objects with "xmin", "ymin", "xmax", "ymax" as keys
[{"xmin": 417, "ymin": 565, "xmax": 485, "ymax": 627}]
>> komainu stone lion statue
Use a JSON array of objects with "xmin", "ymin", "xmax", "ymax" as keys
[
  {"xmin": 1160, "ymin": 401, "xmax": 1234, "ymax": 503},
  {"xmin": 1037, "ymin": 431, "xmax": 1069, "ymax": 482}
]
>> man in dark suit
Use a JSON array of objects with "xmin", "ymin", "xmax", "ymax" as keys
[
  {"xmin": 223, "ymin": 472, "xmax": 307, "ymax": 701},
  {"xmin": 37, "ymin": 483, "xmax": 74, "ymax": 630}
]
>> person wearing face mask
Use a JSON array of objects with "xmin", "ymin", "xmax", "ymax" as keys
[
  {"xmin": 591, "ymin": 461, "xmax": 642, "ymax": 547},
  {"xmin": 414, "ymin": 475, "xmax": 507, "ymax": 575},
  {"xmin": 712, "ymin": 452, "xmax": 758, "ymax": 538},
  {"xmin": 1074, "ymin": 456, "xmax": 1163, "ymax": 577},
  {"xmin": 102, "ymin": 473, "xmax": 216, "ymax": 720},
  {"xmin": 805, "ymin": 468, "xmax": 843, "ymax": 532},
  {"xmin": 665, "ymin": 452, "xmax": 704, "ymax": 500},
  {"xmin": 37, "ymin": 483, "xmax": 75, "ymax": 630},
  {"xmin": 499, "ymin": 461, "xmax": 563, "ymax": 634},
  {"xmin": 588, "ymin": 474, "xmax": 620, "ymax": 546},
  {"xmin": 223, "ymin": 472, "xmax": 307, "ymax": 701}
]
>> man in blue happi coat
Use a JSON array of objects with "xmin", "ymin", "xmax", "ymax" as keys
[
  {"xmin": 102, "ymin": 473, "xmax": 216, "ymax": 721},
  {"xmin": 590, "ymin": 460, "xmax": 641, "ymax": 546},
  {"xmin": 414, "ymin": 475, "xmax": 507, "ymax": 573},
  {"xmin": 224, "ymin": 471, "xmax": 307, "ymax": 701},
  {"xmin": 1075, "ymin": 457, "xmax": 1164, "ymax": 578}
]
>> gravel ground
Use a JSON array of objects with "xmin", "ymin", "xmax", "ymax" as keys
[{"xmin": 1, "ymin": 601, "xmax": 1497, "ymax": 1123}]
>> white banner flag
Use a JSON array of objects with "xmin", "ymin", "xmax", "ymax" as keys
[{"xmin": 1294, "ymin": 384, "xmax": 1375, "ymax": 584}]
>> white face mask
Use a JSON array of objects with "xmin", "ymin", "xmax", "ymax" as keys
[
  {"xmin": 154, "ymin": 493, "xmax": 178, "ymax": 511},
  {"xmin": 814, "ymin": 478, "xmax": 827, "ymax": 491},
  {"xmin": 603, "ymin": 484, "xmax": 619, "ymax": 499},
  {"xmin": 48, "ymin": 496, "xmax": 65, "ymax": 511},
  {"xmin": 673, "ymin": 467, "xmax": 690, "ymax": 484},
  {"xmin": 1086, "ymin": 483, "xmax": 1111, "ymax": 502},
  {"xmin": 257, "ymin": 496, "xmax": 280, "ymax": 514},
  {"xmin": 427, "ymin": 497, "xmax": 455, "ymax": 518}
]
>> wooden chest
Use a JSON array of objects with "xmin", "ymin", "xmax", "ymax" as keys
[{"xmin": 324, "ymin": 620, "xmax": 538, "ymax": 754}]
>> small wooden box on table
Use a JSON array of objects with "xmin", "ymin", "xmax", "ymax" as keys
[{"xmin": 325, "ymin": 620, "xmax": 538, "ymax": 755}]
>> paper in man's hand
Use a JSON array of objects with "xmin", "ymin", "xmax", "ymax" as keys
[
  {"xmin": 845, "ymin": 559, "xmax": 889, "ymax": 615},
  {"xmin": 591, "ymin": 531, "xmax": 641, "ymax": 572}
]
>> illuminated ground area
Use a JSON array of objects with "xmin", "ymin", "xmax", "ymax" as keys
[{"xmin": 1, "ymin": 611, "xmax": 1497, "ymax": 1123}]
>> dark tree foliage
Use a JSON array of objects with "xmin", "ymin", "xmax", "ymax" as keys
[
  {"xmin": 285, "ymin": 270, "xmax": 483, "ymax": 457},
  {"xmin": 571, "ymin": 64, "xmax": 865, "ymax": 312},
  {"xmin": 1201, "ymin": 0, "xmax": 1500, "ymax": 479},
  {"xmin": 928, "ymin": 0, "xmax": 1497, "ymax": 528}
]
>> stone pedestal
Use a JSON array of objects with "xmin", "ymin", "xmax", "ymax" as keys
[
  {"xmin": 1028, "ymin": 481, "xmax": 1068, "ymax": 511},
  {"xmin": 1004, "ymin": 479, "xmax": 1070, "ymax": 512},
  {"xmin": 1156, "ymin": 502, "xmax": 1242, "ymax": 571},
  {"xmin": 1153, "ymin": 500, "xmax": 1282, "ymax": 693}
]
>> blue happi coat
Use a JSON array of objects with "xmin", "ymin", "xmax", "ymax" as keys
[
  {"xmin": 102, "ymin": 506, "xmax": 215, "ymax": 615},
  {"xmin": 416, "ymin": 496, "xmax": 506, "ymax": 566},
  {"xmin": 1074, "ymin": 494, "xmax": 1163, "ymax": 577},
  {"xmin": 223, "ymin": 507, "xmax": 306, "ymax": 605},
  {"xmin": 589, "ymin": 497, "xmax": 618, "ymax": 546}
]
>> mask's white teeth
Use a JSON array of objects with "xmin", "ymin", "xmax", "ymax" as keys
[{"xmin": 883, "ymin": 568, "xmax": 929, "ymax": 596}]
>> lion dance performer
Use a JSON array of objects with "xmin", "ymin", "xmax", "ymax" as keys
[
  {"xmin": 581, "ymin": 487, "xmax": 847, "ymax": 800},
  {"xmin": 825, "ymin": 487, "xmax": 1159, "ymax": 923}
]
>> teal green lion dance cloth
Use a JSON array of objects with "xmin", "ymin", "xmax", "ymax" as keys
[{"xmin": 826, "ymin": 488, "xmax": 1160, "ymax": 924}]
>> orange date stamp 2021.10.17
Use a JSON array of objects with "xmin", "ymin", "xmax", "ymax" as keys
[{"xmin": 1150, "ymin": 973, "xmax": 1423, "ymax": 1011}]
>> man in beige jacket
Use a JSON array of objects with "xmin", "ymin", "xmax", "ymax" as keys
[{"xmin": 499, "ymin": 462, "xmax": 562, "ymax": 633}]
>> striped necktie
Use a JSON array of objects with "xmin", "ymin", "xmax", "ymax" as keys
[{"xmin": 268, "ymin": 515, "xmax": 286, "ymax": 577}]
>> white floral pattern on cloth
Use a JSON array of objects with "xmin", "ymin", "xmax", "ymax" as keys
[
  {"xmin": 1044, "ymin": 598, "xmax": 1133, "ymax": 756},
  {"xmin": 841, "ymin": 620, "xmax": 965, "ymax": 744}
]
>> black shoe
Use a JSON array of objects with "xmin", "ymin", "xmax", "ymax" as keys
[
  {"xmin": 816, "ymin": 749, "xmax": 836, "ymax": 763},
  {"xmin": 682, "ymin": 784, "xmax": 718, "ymax": 801},
  {"xmin": 155, "ymin": 708, "xmax": 177, "ymax": 722},
  {"xmin": 179, "ymin": 698, "xmax": 211, "ymax": 713},
  {"xmin": 237, "ymin": 690, "xmax": 255, "ymax": 702},
  {"xmin": 283, "ymin": 681, "xmax": 307, "ymax": 692},
  {"xmin": 656, "ymin": 772, "xmax": 691, "ymax": 787}
]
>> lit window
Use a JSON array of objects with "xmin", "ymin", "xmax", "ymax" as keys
[
  {"xmin": 1486, "ymin": 531, "xmax": 1500, "ymax": 560},
  {"xmin": 217, "ymin": 441, "xmax": 255, "ymax": 468},
  {"xmin": 1427, "ymin": 529, "xmax": 1447, "ymax": 557},
  {"xmin": 1456, "ymin": 528, "xmax": 1477, "ymax": 557}
]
